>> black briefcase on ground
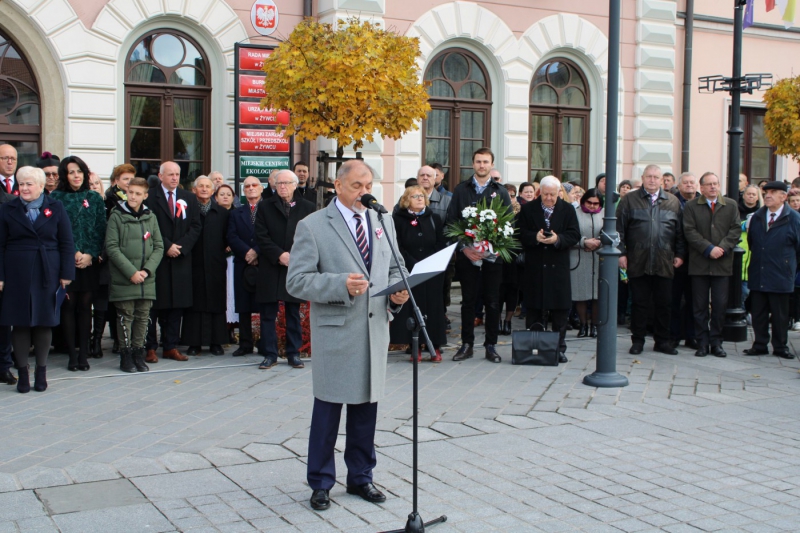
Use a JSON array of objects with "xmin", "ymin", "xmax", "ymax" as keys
[{"xmin": 511, "ymin": 324, "xmax": 559, "ymax": 366}]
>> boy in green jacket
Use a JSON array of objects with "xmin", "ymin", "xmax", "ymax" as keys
[{"xmin": 105, "ymin": 178, "xmax": 164, "ymax": 372}]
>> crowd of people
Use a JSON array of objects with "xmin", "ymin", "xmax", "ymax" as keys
[{"xmin": 0, "ymin": 141, "xmax": 798, "ymax": 396}]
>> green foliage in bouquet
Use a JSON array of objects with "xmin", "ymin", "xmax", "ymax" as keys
[{"xmin": 444, "ymin": 196, "xmax": 520, "ymax": 263}]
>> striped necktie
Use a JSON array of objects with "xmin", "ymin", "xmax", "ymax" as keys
[{"xmin": 353, "ymin": 214, "xmax": 370, "ymax": 269}]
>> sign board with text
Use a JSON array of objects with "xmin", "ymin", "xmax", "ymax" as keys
[
  {"xmin": 240, "ymin": 156, "xmax": 290, "ymax": 179},
  {"xmin": 234, "ymin": 43, "xmax": 292, "ymax": 196}
]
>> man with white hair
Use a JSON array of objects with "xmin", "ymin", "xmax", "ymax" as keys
[
  {"xmin": 209, "ymin": 171, "xmax": 225, "ymax": 190},
  {"xmin": 617, "ymin": 164, "xmax": 686, "ymax": 356},
  {"xmin": 416, "ymin": 165, "xmax": 450, "ymax": 225},
  {"xmin": 518, "ymin": 175, "xmax": 581, "ymax": 362},
  {"xmin": 445, "ymin": 148, "xmax": 512, "ymax": 363},
  {"xmin": 253, "ymin": 169, "xmax": 315, "ymax": 369}
]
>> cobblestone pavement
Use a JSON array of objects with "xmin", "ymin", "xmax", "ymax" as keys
[{"xmin": 1, "ymin": 302, "xmax": 800, "ymax": 532}]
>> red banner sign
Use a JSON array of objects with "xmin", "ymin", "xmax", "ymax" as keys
[
  {"xmin": 239, "ymin": 128, "xmax": 290, "ymax": 153},
  {"xmin": 239, "ymin": 103, "xmax": 289, "ymax": 126},
  {"xmin": 239, "ymin": 75, "xmax": 266, "ymax": 98},
  {"xmin": 239, "ymin": 47, "xmax": 273, "ymax": 71}
]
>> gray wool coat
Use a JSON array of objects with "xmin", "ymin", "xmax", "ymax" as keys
[{"xmin": 286, "ymin": 200, "xmax": 407, "ymax": 404}]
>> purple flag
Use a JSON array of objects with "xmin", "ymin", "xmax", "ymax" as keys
[{"xmin": 744, "ymin": 0, "xmax": 755, "ymax": 28}]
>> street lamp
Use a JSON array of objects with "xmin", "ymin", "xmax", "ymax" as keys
[
  {"xmin": 583, "ymin": 0, "xmax": 628, "ymax": 389},
  {"xmin": 697, "ymin": 0, "xmax": 772, "ymax": 343}
]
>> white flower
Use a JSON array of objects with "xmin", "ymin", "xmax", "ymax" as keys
[{"xmin": 462, "ymin": 206, "xmax": 478, "ymax": 219}]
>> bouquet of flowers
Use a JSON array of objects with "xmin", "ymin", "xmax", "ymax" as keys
[{"xmin": 445, "ymin": 196, "xmax": 519, "ymax": 266}]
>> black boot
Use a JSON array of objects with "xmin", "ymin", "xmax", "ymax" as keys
[
  {"xmin": 16, "ymin": 366, "xmax": 30, "ymax": 394},
  {"xmin": 77, "ymin": 349, "xmax": 90, "ymax": 372},
  {"xmin": 577, "ymin": 324, "xmax": 588, "ymax": 338},
  {"xmin": 67, "ymin": 352, "xmax": 78, "ymax": 372},
  {"xmin": 33, "ymin": 366, "xmax": 47, "ymax": 392},
  {"xmin": 119, "ymin": 348, "xmax": 136, "ymax": 373},
  {"xmin": 132, "ymin": 348, "xmax": 149, "ymax": 373},
  {"xmin": 501, "ymin": 321, "xmax": 512, "ymax": 335},
  {"xmin": 112, "ymin": 340, "xmax": 120, "ymax": 354},
  {"xmin": 590, "ymin": 324, "xmax": 598, "ymax": 338},
  {"xmin": 91, "ymin": 312, "xmax": 105, "ymax": 358}
]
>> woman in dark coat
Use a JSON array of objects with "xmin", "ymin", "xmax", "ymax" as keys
[
  {"xmin": 518, "ymin": 176, "xmax": 581, "ymax": 363},
  {"xmin": 254, "ymin": 170, "xmax": 315, "ymax": 370},
  {"xmin": 50, "ymin": 155, "xmax": 107, "ymax": 371},
  {"xmin": 181, "ymin": 177, "xmax": 230, "ymax": 355},
  {"xmin": 390, "ymin": 185, "xmax": 447, "ymax": 362},
  {"xmin": 0, "ymin": 166, "xmax": 75, "ymax": 392}
]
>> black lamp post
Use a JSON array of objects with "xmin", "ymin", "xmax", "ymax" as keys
[
  {"xmin": 698, "ymin": 0, "xmax": 771, "ymax": 343},
  {"xmin": 584, "ymin": 0, "xmax": 628, "ymax": 389}
]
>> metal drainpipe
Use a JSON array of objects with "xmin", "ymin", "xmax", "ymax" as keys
[
  {"xmin": 301, "ymin": 0, "xmax": 312, "ymax": 165},
  {"xmin": 681, "ymin": 0, "xmax": 694, "ymax": 173}
]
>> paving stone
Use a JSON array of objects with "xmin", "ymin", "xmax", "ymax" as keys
[
  {"xmin": 200, "ymin": 448, "xmax": 256, "ymax": 467},
  {"xmin": 158, "ymin": 452, "xmax": 213, "ymax": 472},
  {"xmin": 16, "ymin": 467, "xmax": 72, "ymax": 490},
  {"xmin": 242, "ymin": 443, "xmax": 297, "ymax": 462},
  {"xmin": 132, "ymin": 469, "xmax": 239, "ymax": 500},
  {"xmin": 53, "ymin": 503, "xmax": 173, "ymax": 533},
  {"xmin": 37, "ymin": 479, "xmax": 146, "ymax": 515},
  {"xmin": 0, "ymin": 490, "xmax": 47, "ymax": 521},
  {"xmin": 63, "ymin": 462, "xmax": 120, "ymax": 483}
]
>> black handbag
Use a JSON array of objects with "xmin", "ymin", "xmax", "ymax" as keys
[{"xmin": 511, "ymin": 324, "xmax": 559, "ymax": 366}]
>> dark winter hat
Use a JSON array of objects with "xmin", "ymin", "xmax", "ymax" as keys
[
  {"xmin": 595, "ymin": 173, "xmax": 606, "ymax": 186},
  {"xmin": 763, "ymin": 181, "xmax": 788, "ymax": 193},
  {"xmin": 36, "ymin": 151, "xmax": 60, "ymax": 169}
]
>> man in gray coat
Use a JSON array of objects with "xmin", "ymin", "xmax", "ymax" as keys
[{"xmin": 286, "ymin": 160, "xmax": 408, "ymax": 512}]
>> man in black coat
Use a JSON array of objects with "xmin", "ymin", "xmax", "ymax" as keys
[
  {"xmin": 0, "ymin": 146, "xmax": 15, "ymax": 385},
  {"xmin": 444, "ymin": 147, "xmax": 511, "ymax": 363},
  {"xmin": 255, "ymin": 169, "xmax": 315, "ymax": 369},
  {"xmin": 181, "ymin": 176, "xmax": 230, "ymax": 355},
  {"xmin": 292, "ymin": 161, "xmax": 316, "ymax": 204},
  {"xmin": 144, "ymin": 161, "xmax": 202, "ymax": 363},
  {"xmin": 228, "ymin": 176, "xmax": 264, "ymax": 356},
  {"xmin": 518, "ymin": 176, "xmax": 581, "ymax": 362}
]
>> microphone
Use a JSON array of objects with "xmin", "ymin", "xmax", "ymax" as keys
[{"xmin": 359, "ymin": 193, "xmax": 388, "ymax": 214}]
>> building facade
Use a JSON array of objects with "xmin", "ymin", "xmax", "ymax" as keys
[{"xmin": 0, "ymin": 0, "xmax": 797, "ymax": 204}]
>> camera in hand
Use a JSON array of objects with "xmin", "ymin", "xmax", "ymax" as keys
[{"xmin": 543, "ymin": 230, "xmax": 553, "ymax": 238}]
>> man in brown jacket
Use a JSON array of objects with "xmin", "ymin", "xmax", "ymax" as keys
[{"xmin": 682, "ymin": 172, "xmax": 741, "ymax": 357}]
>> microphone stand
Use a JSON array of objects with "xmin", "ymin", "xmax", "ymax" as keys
[{"xmin": 373, "ymin": 208, "xmax": 447, "ymax": 533}]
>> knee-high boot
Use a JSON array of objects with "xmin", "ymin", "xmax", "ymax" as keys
[{"xmin": 91, "ymin": 311, "xmax": 105, "ymax": 358}]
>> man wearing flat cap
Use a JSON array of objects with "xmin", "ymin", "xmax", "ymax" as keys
[{"xmin": 743, "ymin": 180, "xmax": 800, "ymax": 359}]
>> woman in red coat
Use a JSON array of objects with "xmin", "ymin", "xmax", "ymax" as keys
[{"xmin": 0, "ymin": 166, "xmax": 75, "ymax": 393}]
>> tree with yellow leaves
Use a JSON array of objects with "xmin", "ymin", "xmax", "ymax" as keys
[
  {"xmin": 764, "ymin": 75, "xmax": 800, "ymax": 162},
  {"xmin": 260, "ymin": 17, "xmax": 431, "ymax": 159}
]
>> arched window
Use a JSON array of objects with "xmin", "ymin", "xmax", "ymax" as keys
[
  {"xmin": 422, "ymin": 49, "xmax": 492, "ymax": 189},
  {"xmin": 529, "ymin": 58, "xmax": 590, "ymax": 186},
  {"xmin": 125, "ymin": 30, "xmax": 210, "ymax": 185},
  {"xmin": 0, "ymin": 30, "xmax": 40, "ymax": 167}
]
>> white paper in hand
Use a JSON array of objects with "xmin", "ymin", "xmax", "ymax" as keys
[{"xmin": 372, "ymin": 243, "xmax": 457, "ymax": 297}]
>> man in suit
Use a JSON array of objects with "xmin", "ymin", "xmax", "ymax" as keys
[
  {"xmin": 286, "ymin": 160, "xmax": 408, "ymax": 512},
  {"xmin": 227, "ymin": 176, "xmax": 264, "ymax": 356},
  {"xmin": 670, "ymin": 172, "xmax": 701, "ymax": 350},
  {"xmin": 254, "ymin": 169, "xmax": 314, "ymax": 369},
  {"xmin": 292, "ymin": 161, "xmax": 315, "ymax": 203},
  {"xmin": 744, "ymin": 181, "xmax": 800, "ymax": 359},
  {"xmin": 144, "ymin": 161, "xmax": 202, "ymax": 363},
  {"xmin": 683, "ymin": 172, "xmax": 741, "ymax": 358},
  {"xmin": 0, "ymin": 145, "xmax": 16, "ymax": 384},
  {"xmin": 0, "ymin": 144, "xmax": 18, "ymax": 196}
]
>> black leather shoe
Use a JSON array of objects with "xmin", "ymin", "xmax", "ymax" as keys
[
  {"xmin": 711, "ymin": 346, "xmax": 727, "ymax": 358},
  {"xmin": 310, "ymin": 489, "xmax": 330, "ymax": 511},
  {"xmin": 654, "ymin": 343, "xmax": 678, "ymax": 355},
  {"xmin": 452, "ymin": 344, "xmax": 473, "ymax": 361},
  {"xmin": 232, "ymin": 346, "xmax": 253, "ymax": 356},
  {"xmin": 775, "ymin": 351, "xmax": 795, "ymax": 359},
  {"xmin": 485, "ymin": 345, "xmax": 501, "ymax": 363},
  {"xmin": 0, "ymin": 369, "xmax": 17, "ymax": 385},
  {"xmin": 210, "ymin": 345, "xmax": 224, "ymax": 356},
  {"xmin": 684, "ymin": 338, "xmax": 699, "ymax": 350},
  {"xmin": 558, "ymin": 352, "xmax": 568, "ymax": 363},
  {"xmin": 259, "ymin": 357, "xmax": 278, "ymax": 369},
  {"xmin": 346, "ymin": 482, "xmax": 386, "ymax": 503},
  {"xmin": 186, "ymin": 346, "xmax": 200, "ymax": 356},
  {"xmin": 629, "ymin": 344, "xmax": 643, "ymax": 355},
  {"xmin": 590, "ymin": 324, "xmax": 597, "ymax": 338},
  {"xmin": 695, "ymin": 346, "xmax": 708, "ymax": 357},
  {"xmin": 288, "ymin": 355, "xmax": 305, "ymax": 368},
  {"xmin": 576, "ymin": 324, "xmax": 588, "ymax": 338},
  {"xmin": 743, "ymin": 348, "xmax": 768, "ymax": 356}
]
